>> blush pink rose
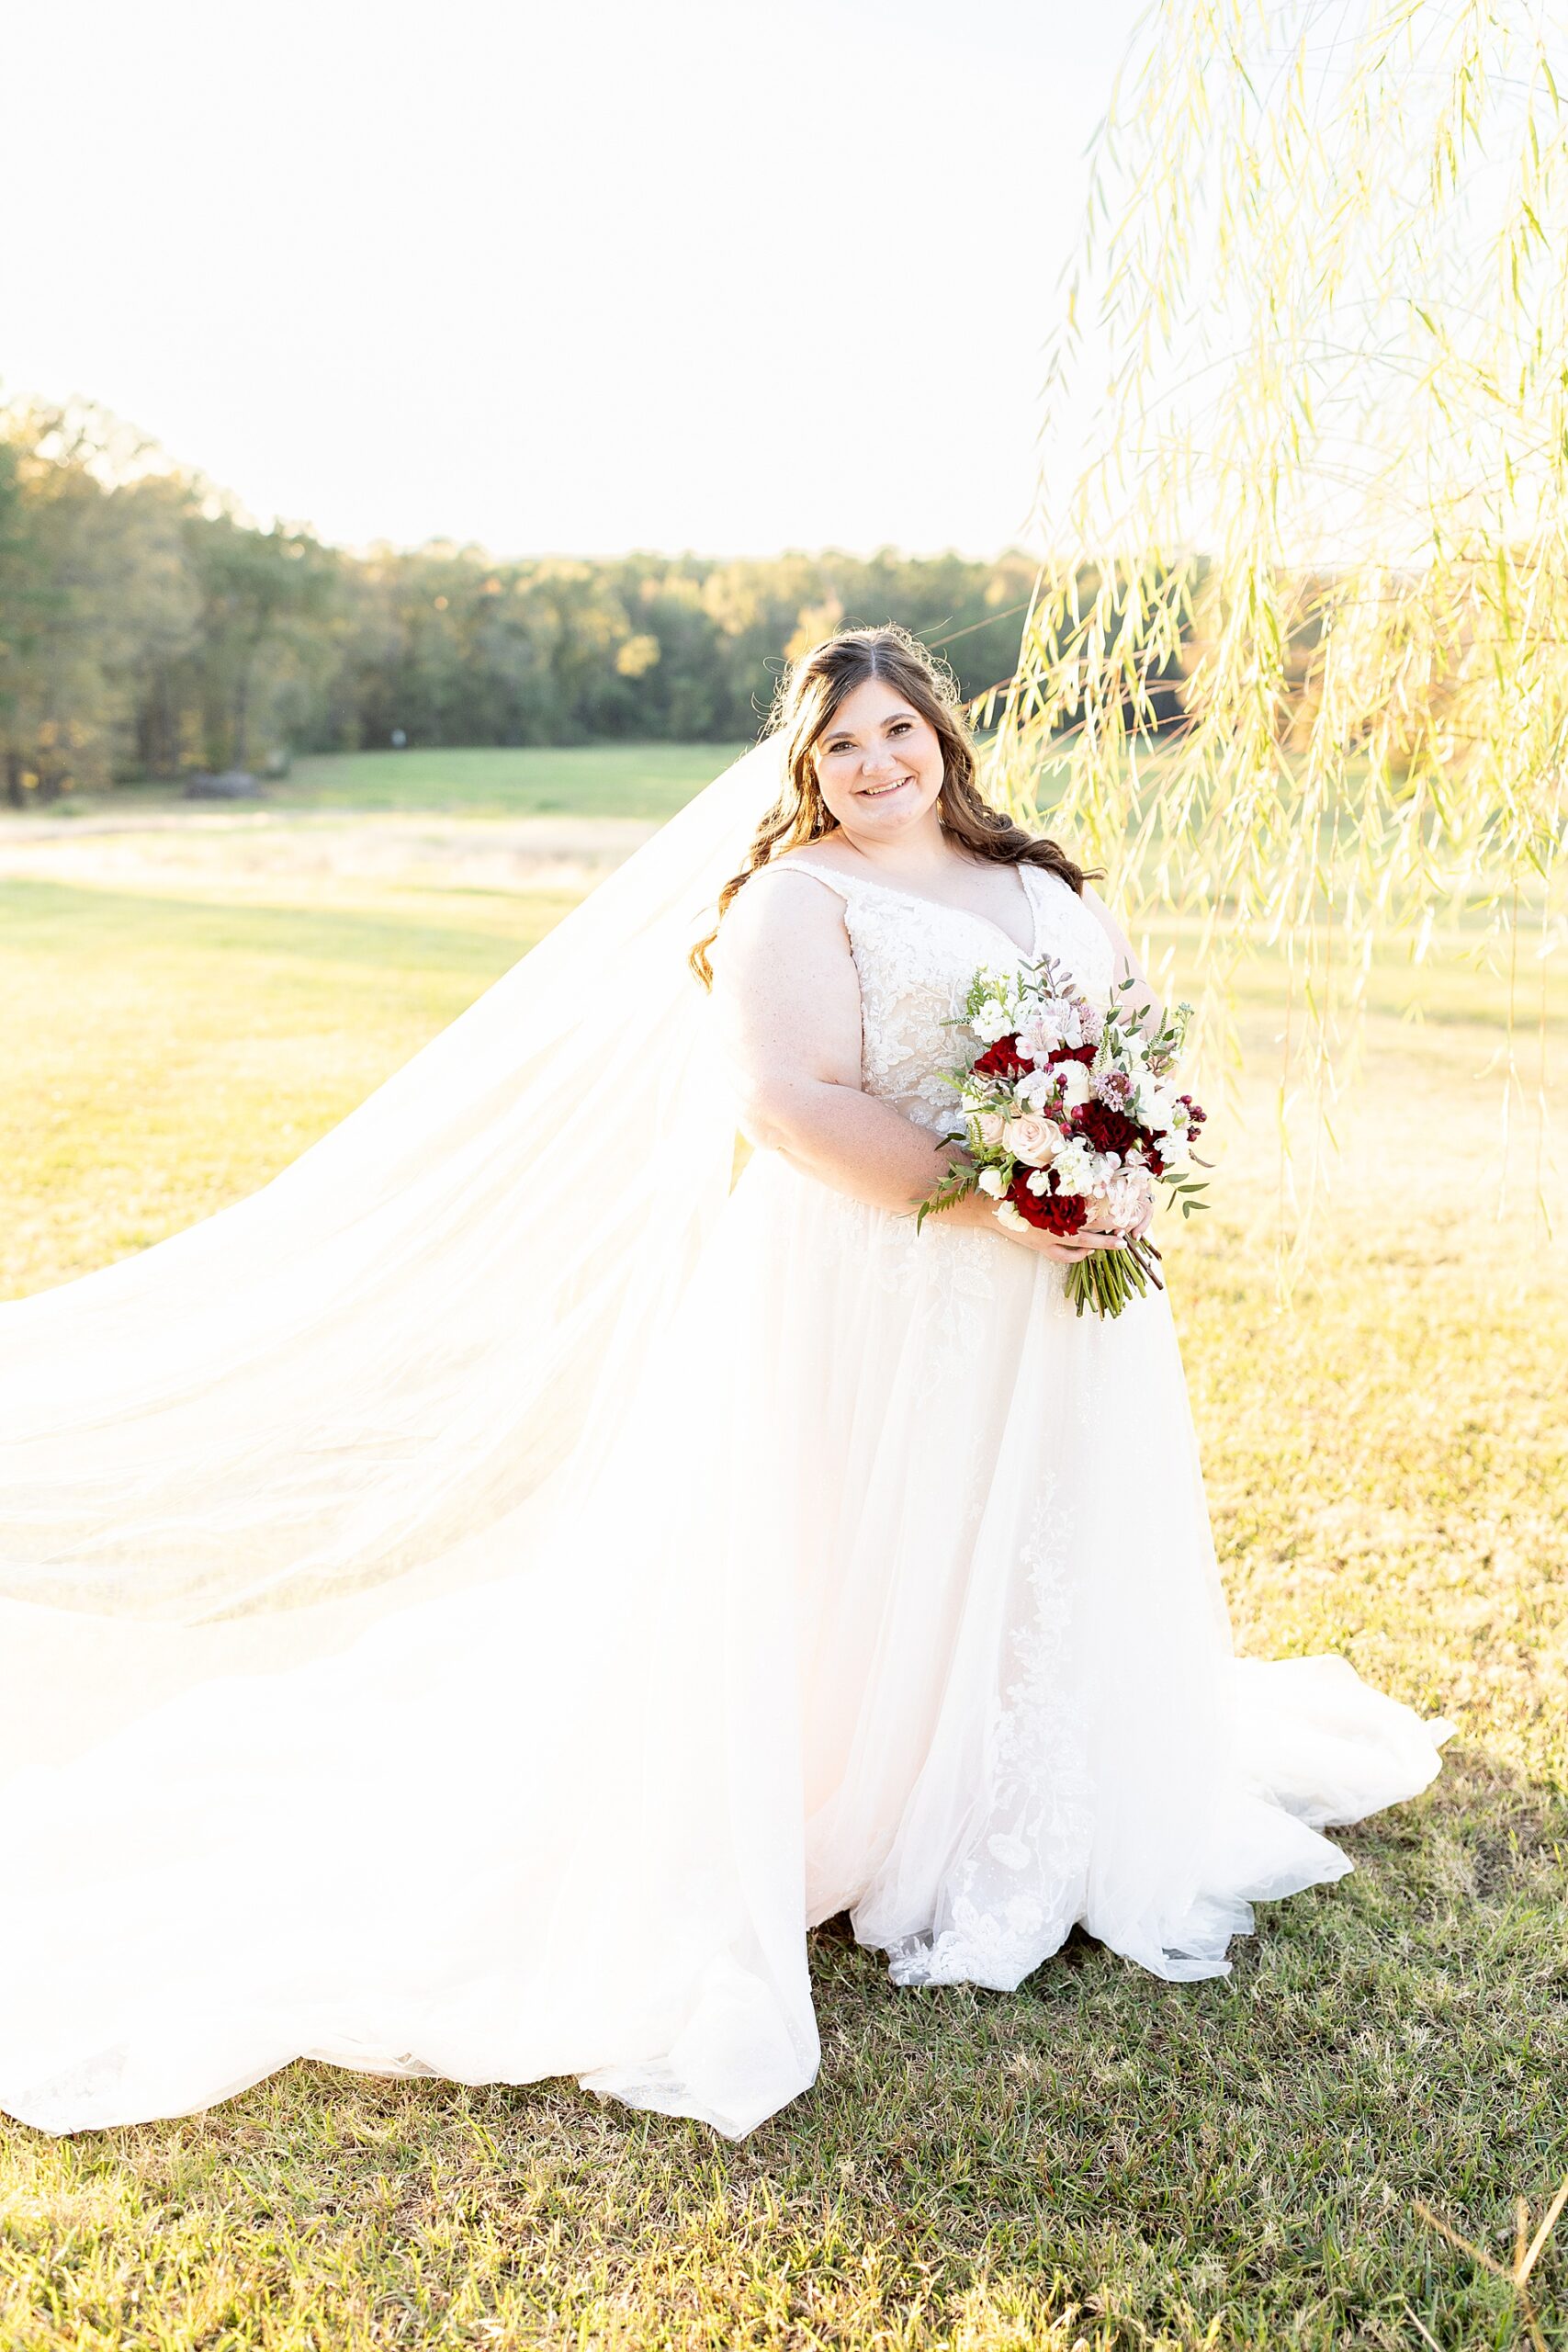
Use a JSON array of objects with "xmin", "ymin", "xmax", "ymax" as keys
[{"xmin": 1001, "ymin": 1114, "xmax": 1061, "ymax": 1168}]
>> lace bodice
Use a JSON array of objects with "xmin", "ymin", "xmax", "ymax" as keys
[{"xmin": 771, "ymin": 856, "xmax": 1118, "ymax": 1136}]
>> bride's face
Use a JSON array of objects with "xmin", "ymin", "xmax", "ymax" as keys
[{"xmin": 811, "ymin": 677, "xmax": 945, "ymax": 842}]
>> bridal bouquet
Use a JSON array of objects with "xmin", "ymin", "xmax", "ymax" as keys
[{"xmin": 919, "ymin": 956, "xmax": 1208, "ymax": 1317}]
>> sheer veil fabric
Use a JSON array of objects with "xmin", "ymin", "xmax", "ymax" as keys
[{"xmin": 0, "ymin": 738, "xmax": 1449, "ymax": 2139}]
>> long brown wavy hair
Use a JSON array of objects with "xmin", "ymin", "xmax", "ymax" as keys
[{"xmin": 689, "ymin": 623, "xmax": 1091, "ymax": 987}]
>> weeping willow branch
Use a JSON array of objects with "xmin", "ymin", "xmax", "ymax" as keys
[{"xmin": 987, "ymin": 0, "xmax": 1568, "ymax": 1254}]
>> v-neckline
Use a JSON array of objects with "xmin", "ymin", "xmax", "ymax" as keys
[{"xmin": 790, "ymin": 856, "xmax": 1042, "ymax": 962}]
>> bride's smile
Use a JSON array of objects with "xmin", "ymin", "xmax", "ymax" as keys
[{"xmin": 812, "ymin": 683, "xmax": 944, "ymax": 839}]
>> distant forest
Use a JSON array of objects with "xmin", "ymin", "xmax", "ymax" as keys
[{"xmin": 0, "ymin": 402, "xmax": 1061, "ymax": 801}]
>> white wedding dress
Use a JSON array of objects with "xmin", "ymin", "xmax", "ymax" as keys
[{"xmin": 0, "ymin": 744, "xmax": 1448, "ymax": 2140}]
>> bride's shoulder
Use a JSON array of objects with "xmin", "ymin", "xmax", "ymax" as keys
[
  {"xmin": 712, "ymin": 854, "xmax": 852, "ymax": 985},
  {"xmin": 733, "ymin": 851, "xmax": 854, "ymax": 921}
]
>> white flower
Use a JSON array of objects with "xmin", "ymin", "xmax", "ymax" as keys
[
  {"xmin": 995, "ymin": 1200, "xmax": 1029, "ymax": 1232},
  {"xmin": 1051, "ymin": 1137, "xmax": 1096, "ymax": 1196},
  {"xmin": 1054, "ymin": 1060, "xmax": 1092, "ymax": 1113},
  {"xmin": 1014, "ymin": 1009, "xmax": 1061, "ymax": 1061},
  {"xmin": 1001, "ymin": 1114, "xmax": 1059, "ymax": 1167},
  {"xmin": 971, "ymin": 999, "xmax": 1016, "ymax": 1045},
  {"xmin": 976, "ymin": 1166, "xmax": 1009, "ymax": 1198},
  {"xmin": 974, "ymin": 1111, "xmax": 1007, "ymax": 1148}
]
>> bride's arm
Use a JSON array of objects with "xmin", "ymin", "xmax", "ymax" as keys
[
  {"xmin": 711, "ymin": 870, "xmax": 963, "ymax": 1216},
  {"xmin": 710, "ymin": 872, "xmax": 1117, "ymax": 1262}
]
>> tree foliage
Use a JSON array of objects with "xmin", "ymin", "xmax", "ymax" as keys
[
  {"xmin": 0, "ymin": 403, "xmax": 1040, "ymax": 797},
  {"xmin": 989, "ymin": 0, "xmax": 1568, "ymax": 1226}
]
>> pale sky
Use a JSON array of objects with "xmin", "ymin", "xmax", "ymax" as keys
[{"xmin": 3, "ymin": 0, "xmax": 1145, "ymax": 558}]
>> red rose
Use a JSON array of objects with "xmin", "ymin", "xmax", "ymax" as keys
[
  {"xmin": 1076, "ymin": 1102, "xmax": 1140, "ymax": 1158},
  {"xmin": 1008, "ymin": 1176, "xmax": 1089, "ymax": 1236},
  {"xmin": 974, "ymin": 1036, "xmax": 1029, "ymax": 1079}
]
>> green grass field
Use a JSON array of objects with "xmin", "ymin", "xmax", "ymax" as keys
[
  {"xmin": 277, "ymin": 741, "xmax": 751, "ymax": 819},
  {"xmin": 34, "ymin": 743, "xmax": 749, "ymax": 824},
  {"xmin": 1, "ymin": 755, "xmax": 1565, "ymax": 2349}
]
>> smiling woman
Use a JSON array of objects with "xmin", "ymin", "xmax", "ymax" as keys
[
  {"xmin": 0, "ymin": 627, "xmax": 1447, "ymax": 2143},
  {"xmin": 690, "ymin": 625, "xmax": 1089, "ymax": 986}
]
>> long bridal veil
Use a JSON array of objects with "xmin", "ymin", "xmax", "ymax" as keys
[
  {"xmin": 0, "ymin": 739, "xmax": 783, "ymax": 1763},
  {"xmin": 1, "ymin": 734, "xmax": 833, "ymax": 2139}
]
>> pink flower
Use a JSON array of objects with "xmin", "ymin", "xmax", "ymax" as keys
[
  {"xmin": 1001, "ymin": 1114, "xmax": 1061, "ymax": 1168},
  {"xmin": 1085, "ymin": 1167, "xmax": 1156, "ymax": 1237}
]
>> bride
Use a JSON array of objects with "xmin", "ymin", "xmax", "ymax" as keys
[{"xmin": 0, "ymin": 626, "xmax": 1447, "ymax": 2141}]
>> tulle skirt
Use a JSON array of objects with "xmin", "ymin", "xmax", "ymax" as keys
[{"xmin": 0, "ymin": 1150, "xmax": 1447, "ymax": 2138}]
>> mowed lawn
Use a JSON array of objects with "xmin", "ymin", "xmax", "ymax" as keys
[
  {"xmin": 0, "ymin": 774, "xmax": 1565, "ymax": 2351},
  {"xmin": 276, "ymin": 741, "xmax": 750, "ymax": 819},
  {"xmin": 61, "ymin": 741, "xmax": 750, "ymax": 824}
]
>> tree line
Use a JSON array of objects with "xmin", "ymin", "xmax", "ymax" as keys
[{"xmin": 0, "ymin": 402, "xmax": 1053, "ymax": 801}]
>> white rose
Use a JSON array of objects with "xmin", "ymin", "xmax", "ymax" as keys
[
  {"xmin": 975, "ymin": 1112, "xmax": 1006, "ymax": 1148},
  {"xmin": 1001, "ymin": 1114, "xmax": 1059, "ymax": 1167},
  {"xmin": 976, "ymin": 1166, "xmax": 1009, "ymax": 1198},
  {"xmin": 1054, "ymin": 1060, "xmax": 1092, "ymax": 1112}
]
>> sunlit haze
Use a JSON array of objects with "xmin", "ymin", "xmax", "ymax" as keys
[{"xmin": 2, "ymin": 0, "xmax": 1144, "ymax": 557}]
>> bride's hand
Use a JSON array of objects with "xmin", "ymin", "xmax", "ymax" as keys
[
  {"xmin": 943, "ymin": 1193, "xmax": 1126, "ymax": 1264},
  {"xmin": 1001, "ymin": 1224, "xmax": 1125, "ymax": 1265}
]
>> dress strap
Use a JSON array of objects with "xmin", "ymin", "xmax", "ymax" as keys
[{"xmin": 753, "ymin": 856, "xmax": 855, "ymax": 903}]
